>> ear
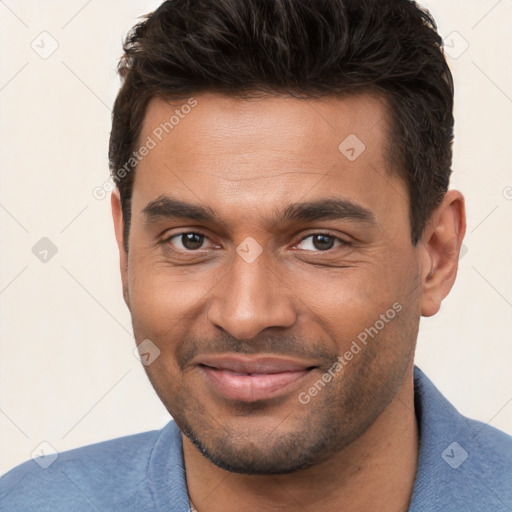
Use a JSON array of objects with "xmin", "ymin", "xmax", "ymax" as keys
[
  {"xmin": 111, "ymin": 189, "xmax": 130, "ymax": 307},
  {"xmin": 417, "ymin": 189, "xmax": 466, "ymax": 317}
]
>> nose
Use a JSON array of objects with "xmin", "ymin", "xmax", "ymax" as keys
[{"xmin": 206, "ymin": 249, "xmax": 297, "ymax": 340}]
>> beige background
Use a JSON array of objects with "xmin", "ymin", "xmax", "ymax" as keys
[{"xmin": 1, "ymin": 0, "xmax": 511, "ymax": 475}]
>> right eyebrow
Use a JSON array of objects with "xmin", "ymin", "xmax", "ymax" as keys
[{"xmin": 142, "ymin": 195, "xmax": 225, "ymax": 225}]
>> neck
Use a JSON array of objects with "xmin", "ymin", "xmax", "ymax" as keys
[{"xmin": 184, "ymin": 369, "xmax": 418, "ymax": 512}]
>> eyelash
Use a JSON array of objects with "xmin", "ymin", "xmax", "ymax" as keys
[{"xmin": 162, "ymin": 231, "xmax": 350, "ymax": 252}]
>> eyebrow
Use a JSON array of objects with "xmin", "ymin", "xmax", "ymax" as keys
[{"xmin": 142, "ymin": 194, "xmax": 376, "ymax": 227}]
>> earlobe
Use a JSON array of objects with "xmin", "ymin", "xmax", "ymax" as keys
[{"xmin": 419, "ymin": 190, "xmax": 466, "ymax": 317}]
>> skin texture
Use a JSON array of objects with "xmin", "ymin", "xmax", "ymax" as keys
[{"xmin": 112, "ymin": 92, "xmax": 466, "ymax": 511}]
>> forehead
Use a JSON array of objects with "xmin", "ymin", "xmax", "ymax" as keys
[
  {"xmin": 140, "ymin": 91, "xmax": 391, "ymax": 169},
  {"xmin": 132, "ymin": 92, "xmax": 407, "ymax": 226}
]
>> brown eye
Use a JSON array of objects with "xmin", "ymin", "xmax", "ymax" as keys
[
  {"xmin": 168, "ymin": 232, "xmax": 207, "ymax": 250},
  {"xmin": 296, "ymin": 234, "xmax": 346, "ymax": 252},
  {"xmin": 312, "ymin": 234, "xmax": 335, "ymax": 251}
]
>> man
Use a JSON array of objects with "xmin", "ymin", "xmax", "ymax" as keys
[{"xmin": 1, "ymin": 0, "xmax": 511, "ymax": 510}]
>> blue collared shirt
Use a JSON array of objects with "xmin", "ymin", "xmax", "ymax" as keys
[{"xmin": 1, "ymin": 367, "xmax": 511, "ymax": 511}]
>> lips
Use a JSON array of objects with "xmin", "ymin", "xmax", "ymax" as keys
[{"xmin": 194, "ymin": 355, "xmax": 317, "ymax": 402}]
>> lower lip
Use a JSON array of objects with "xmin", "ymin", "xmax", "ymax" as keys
[{"xmin": 199, "ymin": 365, "xmax": 313, "ymax": 402}]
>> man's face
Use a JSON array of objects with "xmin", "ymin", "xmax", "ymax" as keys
[{"xmin": 116, "ymin": 92, "xmax": 425, "ymax": 474}]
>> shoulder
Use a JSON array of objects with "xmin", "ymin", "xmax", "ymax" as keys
[
  {"xmin": 462, "ymin": 414, "xmax": 512, "ymax": 491},
  {"xmin": 0, "ymin": 422, "xmax": 182, "ymax": 512},
  {"xmin": 437, "ymin": 415, "xmax": 512, "ymax": 511},
  {"xmin": 412, "ymin": 367, "xmax": 512, "ymax": 511}
]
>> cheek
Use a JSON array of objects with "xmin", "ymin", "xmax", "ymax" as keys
[
  {"xmin": 127, "ymin": 259, "xmax": 213, "ymax": 339},
  {"xmin": 295, "ymin": 255, "xmax": 418, "ymax": 352},
  {"xmin": 298, "ymin": 267, "xmax": 399, "ymax": 323}
]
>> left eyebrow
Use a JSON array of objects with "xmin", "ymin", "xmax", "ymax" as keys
[{"xmin": 275, "ymin": 198, "xmax": 376, "ymax": 226}]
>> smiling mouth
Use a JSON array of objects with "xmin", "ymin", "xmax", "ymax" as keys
[{"xmin": 195, "ymin": 356, "xmax": 318, "ymax": 402}]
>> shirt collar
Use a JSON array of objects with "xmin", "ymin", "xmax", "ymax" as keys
[
  {"xmin": 409, "ymin": 366, "xmax": 511, "ymax": 511},
  {"xmin": 147, "ymin": 366, "xmax": 510, "ymax": 511}
]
